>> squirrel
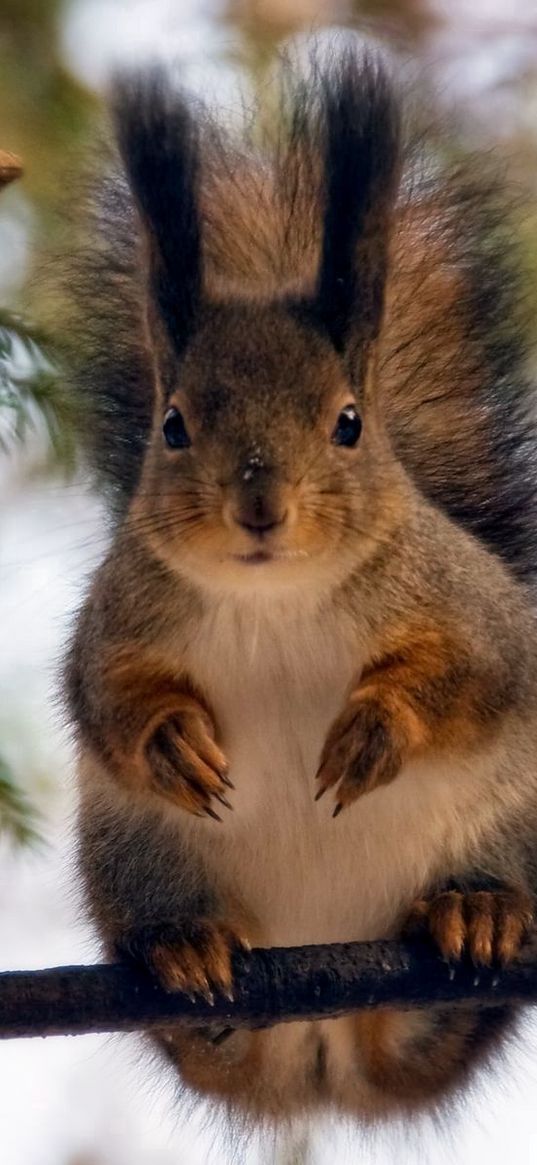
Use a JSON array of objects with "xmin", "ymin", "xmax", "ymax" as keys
[{"xmin": 58, "ymin": 48, "xmax": 537, "ymax": 1124}]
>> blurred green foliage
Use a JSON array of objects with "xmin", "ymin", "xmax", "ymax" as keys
[
  {"xmin": 0, "ymin": 756, "xmax": 41, "ymax": 848},
  {"xmin": 0, "ymin": 0, "xmax": 95, "ymax": 473},
  {"xmin": 0, "ymin": 306, "xmax": 75, "ymax": 466},
  {"xmin": 0, "ymin": 0, "xmax": 96, "ymax": 225},
  {"xmin": 0, "ymin": 1, "xmax": 93, "ymax": 845}
]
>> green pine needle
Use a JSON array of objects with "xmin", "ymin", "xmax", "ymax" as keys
[
  {"xmin": 0, "ymin": 307, "xmax": 75, "ymax": 468},
  {"xmin": 0, "ymin": 755, "xmax": 42, "ymax": 848}
]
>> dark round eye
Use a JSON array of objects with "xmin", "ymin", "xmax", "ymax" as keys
[
  {"xmin": 331, "ymin": 405, "xmax": 362, "ymax": 448},
  {"xmin": 163, "ymin": 407, "xmax": 191, "ymax": 450}
]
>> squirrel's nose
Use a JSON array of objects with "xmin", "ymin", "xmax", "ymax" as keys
[
  {"xmin": 232, "ymin": 493, "xmax": 287, "ymax": 535},
  {"xmin": 229, "ymin": 454, "xmax": 288, "ymax": 535}
]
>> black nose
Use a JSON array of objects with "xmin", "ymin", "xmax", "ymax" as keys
[
  {"xmin": 232, "ymin": 498, "xmax": 284, "ymax": 538},
  {"xmin": 234, "ymin": 493, "xmax": 287, "ymax": 535}
]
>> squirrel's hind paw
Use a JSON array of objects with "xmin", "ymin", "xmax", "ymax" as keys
[
  {"xmin": 122, "ymin": 919, "xmax": 251, "ymax": 1002},
  {"xmin": 403, "ymin": 888, "xmax": 533, "ymax": 966}
]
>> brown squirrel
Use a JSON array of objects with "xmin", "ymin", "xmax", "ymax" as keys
[{"xmin": 59, "ymin": 49, "xmax": 537, "ymax": 1124}]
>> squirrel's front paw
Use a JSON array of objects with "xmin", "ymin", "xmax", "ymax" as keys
[
  {"xmin": 404, "ymin": 888, "xmax": 533, "ymax": 965},
  {"xmin": 144, "ymin": 696, "xmax": 233, "ymax": 821},
  {"xmin": 315, "ymin": 694, "xmax": 403, "ymax": 816},
  {"xmin": 123, "ymin": 920, "xmax": 251, "ymax": 1003}
]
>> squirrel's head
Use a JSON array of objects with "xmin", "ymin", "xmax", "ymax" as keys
[{"xmin": 114, "ymin": 54, "xmax": 402, "ymax": 596}]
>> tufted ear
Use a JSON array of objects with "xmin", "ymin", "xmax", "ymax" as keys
[
  {"xmin": 111, "ymin": 70, "xmax": 201, "ymax": 356},
  {"xmin": 311, "ymin": 54, "xmax": 401, "ymax": 372}
]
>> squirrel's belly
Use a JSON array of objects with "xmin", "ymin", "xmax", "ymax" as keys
[
  {"xmin": 187, "ymin": 683, "xmax": 486, "ymax": 950},
  {"xmin": 185, "ymin": 595, "xmax": 495, "ymax": 942}
]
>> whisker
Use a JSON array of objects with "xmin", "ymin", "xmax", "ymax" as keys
[
  {"xmin": 299, "ymin": 502, "xmax": 395, "ymax": 545},
  {"xmin": 126, "ymin": 514, "xmax": 210, "ymax": 542},
  {"xmin": 294, "ymin": 443, "xmax": 328, "ymax": 488}
]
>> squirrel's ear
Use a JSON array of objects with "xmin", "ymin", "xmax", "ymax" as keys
[
  {"xmin": 311, "ymin": 54, "xmax": 400, "ymax": 368},
  {"xmin": 111, "ymin": 70, "xmax": 201, "ymax": 355}
]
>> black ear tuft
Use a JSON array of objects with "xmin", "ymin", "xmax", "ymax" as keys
[
  {"xmin": 314, "ymin": 52, "xmax": 400, "ymax": 360},
  {"xmin": 111, "ymin": 69, "xmax": 201, "ymax": 354}
]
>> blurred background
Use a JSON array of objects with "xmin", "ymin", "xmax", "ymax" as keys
[{"xmin": 2, "ymin": 1, "xmax": 537, "ymax": 1162}]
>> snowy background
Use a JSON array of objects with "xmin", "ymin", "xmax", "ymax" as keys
[{"xmin": 2, "ymin": 1, "xmax": 537, "ymax": 1161}]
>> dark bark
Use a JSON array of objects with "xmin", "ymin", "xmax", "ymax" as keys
[{"xmin": 1, "ymin": 936, "xmax": 537, "ymax": 1039}]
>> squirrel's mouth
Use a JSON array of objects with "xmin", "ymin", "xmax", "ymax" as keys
[
  {"xmin": 232, "ymin": 550, "xmax": 276, "ymax": 565},
  {"xmin": 231, "ymin": 549, "xmax": 309, "ymax": 566}
]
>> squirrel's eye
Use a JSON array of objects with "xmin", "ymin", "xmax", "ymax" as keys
[
  {"xmin": 331, "ymin": 405, "xmax": 362, "ymax": 448},
  {"xmin": 163, "ymin": 407, "xmax": 191, "ymax": 450}
]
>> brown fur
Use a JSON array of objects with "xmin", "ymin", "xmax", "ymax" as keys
[{"xmin": 62, "ymin": 53, "xmax": 537, "ymax": 1127}]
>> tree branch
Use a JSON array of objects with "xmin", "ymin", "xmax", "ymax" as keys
[
  {"xmin": 0, "ymin": 151, "xmax": 22, "ymax": 188},
  {"xmin": 2, "ymin": 936, "xmax": 537, "ymax": 1039}
]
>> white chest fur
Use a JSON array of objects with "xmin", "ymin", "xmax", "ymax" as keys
[{"xmin": 182, "ymin": 590, "xmax": 495, "ymax": 948}]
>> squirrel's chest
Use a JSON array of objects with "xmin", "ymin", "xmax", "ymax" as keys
[{"xmin": 185, "ymin": 594, "xmax": 358, "ymax": 804}]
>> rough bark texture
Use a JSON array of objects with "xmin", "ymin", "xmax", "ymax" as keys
[{"xmin": 1, "ymin": 936, "xmax": 537, "ymax": 1039}]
